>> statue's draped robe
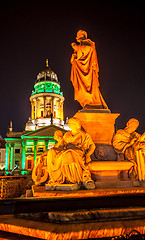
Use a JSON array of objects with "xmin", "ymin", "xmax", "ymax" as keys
[
  {"xmin": 70, "ymin": 39, "xmax": 108, "ymax": 108},
  {"xmin": 47, "ymin": 130, "xmax": 93, "ymax": 186},
  {"xmin": 113, "ymin": 129, "xmax": 145, "ymax": 181}
]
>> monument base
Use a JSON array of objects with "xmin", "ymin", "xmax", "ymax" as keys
[
  {"xmin": 32, "ymin": 184, "xmax": 145, "ymax": 198},
  {"xmin": 74, "ymin": 105, "xmax": 120, "ymax": 145},
  {"xmin": 17, "ymin": 207, "xmax": 145, "ymax": 223},
  {"xmin": 1, "ymin": 213, "xmax": 145, "ymax": 239}
]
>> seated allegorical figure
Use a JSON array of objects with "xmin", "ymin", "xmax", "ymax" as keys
[
  {"xmin": 32, "ymin": 130, "xmax": 64, "ymax": 185},
  {"xmin": 46, "ymin": 117, "xmax": 96, "ymax": 190},
  {"xmin": 32, "ymin": 117, "xmax": 96, "ymax": 190},
  {"xmin": 113, "ymin": 118, "xmax": 145, "ymax": 181}
]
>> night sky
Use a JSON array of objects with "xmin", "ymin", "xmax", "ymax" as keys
[{"xmin": 0, "ymin": 1, "xmax": 145, "ymax": 137}]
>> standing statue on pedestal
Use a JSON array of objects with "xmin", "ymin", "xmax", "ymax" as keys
[
  {"xmin": 71, "ymin": 30, "xmax": 108, "ymax": 108},
  {"xmin": 113, "ymin": 118, "xmax": 145, "ymax": 181}
]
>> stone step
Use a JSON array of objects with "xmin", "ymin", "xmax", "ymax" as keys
[
  {"xmin": 17, "ymin": 207, "xmax": 145, "ymax": 223},
  {"xmin": 32, "ymin": 184, "xmax": 145, "ymax": 198},
  {"xmin": 1, "ymin": 213, "xmax": 145, "ymax": 239},
  {"xmin": 95, "ymin": 180, "xmax": 141, "ymax": 188}
]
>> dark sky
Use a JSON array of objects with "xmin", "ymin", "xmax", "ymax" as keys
[{"xmin": 0, "ymin": 1, "xmax": 145, "ymax": 137}]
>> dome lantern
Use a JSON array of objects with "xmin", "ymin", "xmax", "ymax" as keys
[{"xmin": 35, "ymin": 59, "xmax": 58, "ymax": 84}]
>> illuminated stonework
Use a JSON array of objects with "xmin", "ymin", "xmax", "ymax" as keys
[
  {"xmin": 25, "ymin": 59, "xmax": 65, "ymax": 131},
  {"xmin": 5, "ymin": 125, "xmax": 67, "ymax": 174}
]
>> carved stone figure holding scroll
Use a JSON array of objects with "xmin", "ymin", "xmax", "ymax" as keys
[
  {"xmin": 71, "ymin": 30, "xmax": 108, "ymax": 108},
  {"xmin": 113, "ymin": 118, "xmax": 145, "ymax": 181}
]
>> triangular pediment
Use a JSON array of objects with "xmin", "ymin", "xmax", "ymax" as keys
[{"xmin": 22, "ymin": 125, "xmax": 67, "ymax": 139}]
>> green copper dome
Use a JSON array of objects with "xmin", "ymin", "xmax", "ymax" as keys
[{"xmin": 31, "ymin": 60, "xmax": 63, "ymax": 97}]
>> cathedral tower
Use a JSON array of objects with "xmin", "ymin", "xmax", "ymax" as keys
[{"xmin": 25, "ymin": 60, "xmax": 64, "ymax": 131}]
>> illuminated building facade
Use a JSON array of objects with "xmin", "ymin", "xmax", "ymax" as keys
[
  {"xmin": 5, "ymin": 61, "xmax": 67, "ymax": 174},
  {"xmin": 0, "ymin": 138, "xmax": 6, "ymax": 170}
]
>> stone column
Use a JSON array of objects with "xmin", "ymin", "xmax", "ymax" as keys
[
  {"xmin": 5, "ymin": 143, "xmax": 9, "ymax": 171},
  {"xmin": 45, "ymin": 140, "xmax": 49, "ymax": 151},
  {"xmin": 34, "ymin": 140, "xmax": 38, "ymax": 166},
  {"xmin": 35, "ymin": 98, "xmax": 38, "ymax": 119},
  {"xmin": 37, "ymin": 98, "xmax": 40, "ymax": 118},
  {"xmin": 51, "ymin": 97, "xmax": 54, "ymax": 116},
  {"xmin": 10, "ymin": 143, "xmax": 14, "ymax": 170},
  {"xmin": 31, "ymin": 101, "xmax": 33, "ymax": 119},
  {"xmin": 56, "ymin": 99, "xmax": 59, "ymax": 118},
  {"xmin": 31, "ymin": 101, "xmax": 34, "ymax": 120},
  {"xmin": 22, "ymin": 141, "xmax": 26, "ymax": 170},
  {"xmin": 43, "ymin": 96, "xmax": 46, "ymax": 117},
  {"xmin": 60, "ymin": 101, "xmax": 63, "ymax": 120},
  {"xmin": 59, "ymin": 101, "xmax": 61, "ymax": 120},
  {"xmin": 57, "ymin": 100, "xmax": 59, "ymax": 119}
]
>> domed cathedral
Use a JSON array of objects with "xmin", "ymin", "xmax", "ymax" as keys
[
  {"xmin": 4, "ymin": 60, "xmax": 67, "ymax": 175},
  {"xmin": 25, "ymin": 59, "xmax": 65, "ymax": 131}
]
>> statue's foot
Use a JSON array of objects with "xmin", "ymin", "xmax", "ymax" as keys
[
  {"xmin": 83, "ymin": 180, "xmax": 95, "ymax": 190},
  {"xmin": 45, "ymin": 184, "xmax": 56, "ymax": 191},
  {"xmin": 35, "ymin": 182, "xmax": 43, "ymax": 186}
]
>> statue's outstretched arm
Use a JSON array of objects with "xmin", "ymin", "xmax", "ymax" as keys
[{"xmin": 85, "ymin": 142, "xmax": 95, "ymax": 164}]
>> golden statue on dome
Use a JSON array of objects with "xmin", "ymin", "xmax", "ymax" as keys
[
  {"xmin": 70, "ymin": 30, "xmax": 108, "ymax": 108},
  {"xmin": 46, "ymin": 58, "xmax": 49, "ymax": 67}
]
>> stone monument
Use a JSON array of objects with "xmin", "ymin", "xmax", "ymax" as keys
[
  {"xmin": 7, "ymin": 31, "xmax": 145, "ymax": 240},
  {"xmin": 32, "ymin": 30, "xmax": 142, "ymax": 190},
  {"xmin": 71, "ymin": 30, "xmax": 119, "ymax": 145}
]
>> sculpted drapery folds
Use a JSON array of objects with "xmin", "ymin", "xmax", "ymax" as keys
[
  {"xmin": 70, "ymin": 30, "xmax": 108, "ymax": 108},
  {"xmin": 32, "ymin": 130, "xmax": 64, "ymax": 185},
  {"xmin": 113, "ymin": 118, "xmax": 145, "ymax": 181},
  {"xmin": 33, "ymin": 118, "xmax": 96, "ymax": 189},
  {"xmin": 46, "ymin": 118, "xmax": 96, "ymax": 189}
]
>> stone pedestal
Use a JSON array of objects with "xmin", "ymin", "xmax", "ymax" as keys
[
  {"xmin": 74, "ymin": 106, "xmax": 120, "ymax": 144},
  {"xmin": 88, "ymin": 160, "xmax": 134, "ymax": 182}
]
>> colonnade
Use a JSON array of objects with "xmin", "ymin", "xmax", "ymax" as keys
[
  {"xmin": 5, "ymin": 143, "xmax": 19, "ymax": 170},
  {"xmin": 22, "ymin": 140, "xmax": 49, "ymax": 170},
  {"xmin": 31, "ymin": 96, "xmax": 63, "ymax": 120}
]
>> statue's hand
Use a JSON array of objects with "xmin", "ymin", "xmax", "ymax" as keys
[
  {"xmin": 70, "ymin": 53, "xmax": 77, "ymax": 63},
  {"xmin": 71, "ymin": 42, "xmax": 77, "ymax": 50},
  {"xmin": 130, "ymin": 138, "xmax": 137, "ymax": 145},
  {"xmin": 85, "ymin": 154, "xmax": 91, "ymax": 164}
]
